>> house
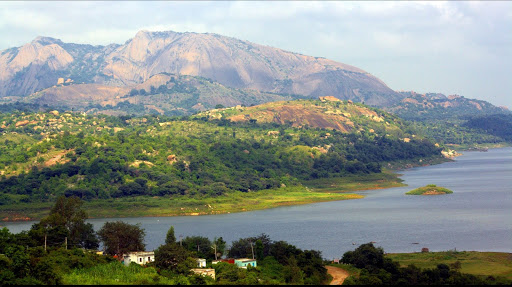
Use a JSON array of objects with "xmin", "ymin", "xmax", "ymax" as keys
[
  {"xmin": 196, "ymin": 258, "xmax": 206, "ymax": 268},
  {"xmin": 191, "ymin": 268, "xmax": 215, "ymax": 280},
  {"xmin": 123, "ymin": 251, "xmax": 155, "ymax": 266},
  {"xmin": 235, "ymin": 258, "xmax": 257, "ymax": 268}
]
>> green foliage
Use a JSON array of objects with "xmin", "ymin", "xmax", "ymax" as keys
[
  {"xmin": 62, "ymin": 260, "xmax": 175, "ymax": 285},
  {"xmin": 0, "ymin": 103, "xmax": 443, "ymax": 216},
  {"xmin": 29, "ymin": 196, "xmax": 99, "ymax": 250},
  {"xmin": 97, "ymin": 221, "xmax": 145, "ymax": 257},
  {"xmin": 406, "ymin": 185, "xmax": 453, "ymax": 195},
  {"xmin": 165, "ymin": 226, "xmax": 176, "ymax": 245},
  {"xmin": 154, "ymin": 243, "xmax": 193, "ymax": 273},
  {"xmin": 181, "ymin": 235, "xmax": 214, "ymax": 260}
]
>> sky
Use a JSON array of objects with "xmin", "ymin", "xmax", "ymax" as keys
[{"xmin": 1, "ymin": 1, "xmax": 511, "ymax": 108}]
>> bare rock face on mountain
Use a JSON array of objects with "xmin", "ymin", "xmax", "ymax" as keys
[{"xmin": 0, "ymin": 30, "xmax": 401, "ymax": 107}]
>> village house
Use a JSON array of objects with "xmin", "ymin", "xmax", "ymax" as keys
[
  {"xmin": 196, "ymin": 258, "xmax": 206, "ymax": 268},
  {"xmin": 123, "ymin": 251, "xmax": 155, "ymax": 266},
  {"xmin": 235, "ymin": 258, "xmax": 257, "ymax": 268},
  {"xmin": 190, "ymin": 268, "xmax": 216, "ymax": 280}
]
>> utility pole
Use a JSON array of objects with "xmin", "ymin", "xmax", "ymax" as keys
[
  {"xmin": 65, "ymin": 237, "xmax": 67, "ymax": 250},
  {"xmin": 250, "ymin": 241, "xmax": 254, "ymax": 260},
  {"xmin": 212, "ymin": 244, "xmax": 218, "ymax": 260},
  {"xmin": 44, "ymin": 233, "xmax": 47, "ymax": 251}
]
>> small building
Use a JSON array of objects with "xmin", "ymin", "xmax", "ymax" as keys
[
  {"xmin": 421, "ymin": 247, "xmax": 429, "ymax": 253},
  {"xmin": 191, "ymin": 268, "xmax": 215, "ymax": 280},
  {"xmin": 235, "ymin": 258, "xmax": 257, "ymax": 268},
  {"xmin": 123, "ymin": 251, "xmax": 155, "ymax": 266},
  {"xmin": 196, "ymin": 258, "xmax": 206, "ymax": 268},
  {"xmin": 332, "ymin": 258, "xmax": 340, "ymax": 264}
]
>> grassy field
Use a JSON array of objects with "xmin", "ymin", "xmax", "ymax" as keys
[
  {"xmin": 62, "ymin": 261, "xmax": 175, "ymax": 285},
  {"xmin": 1, "ymin": 184, "xmax": 367, "ymax": 221},
  {"xmin": 386, "ymin": 251, "xmax": 512, "ymax": 279},
  {"xmin": 302, "ymin": 171, "xmax": 405, "ymax": 193}
]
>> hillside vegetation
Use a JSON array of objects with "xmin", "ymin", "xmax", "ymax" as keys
[
  {"xmin": 386, "ymin": 92, "xmax": 512, "ymax": 149},
  {"xmin": 0, "ymin": 99, "xmax": 443, "ymax": 219},
  {"xmin": 26, "ymin": 73, "xmax": 304, "ymax": 116},
  {"xmin": 406, "ymin": 184, "xmax": 453, "ymax": 195}
]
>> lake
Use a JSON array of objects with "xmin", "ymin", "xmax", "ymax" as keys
[{"xmin": 3, "ymin": 147, "xmax": 511, "ymax": 260}]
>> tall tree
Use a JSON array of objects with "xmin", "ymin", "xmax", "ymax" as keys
[
  {"xmin": 97, "ymin": 221, "xmax": 145, "ymax": 257},
  {"xmin": 165, "ymin": 226, "xmax": 176, "ymax": 245},
  {"xmin": 29, "ymin": 196, "xmax": 98, "ymax": 250}
]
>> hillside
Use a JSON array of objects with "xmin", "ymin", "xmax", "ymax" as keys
[
  {"xmin": 198, "ymin": 96, "xmax": 410, "ymax": 137},
  {"xmin": 0, "ymin": 99, "xmax": 443, "ymax": 213},
  {"xmin": 387, "ymin": 91, "xmax": 510, "ymax": 121},
  {"xmin": 0, "ymin": 31, "xmax": 401, "ymax": 107},
  {"xmin": 24, "ymin": 73, "xmax": 301, "ymax": 116},
  {"xmin": 385, "ymin": 92, "xmax": 512, "ymax": 148}
]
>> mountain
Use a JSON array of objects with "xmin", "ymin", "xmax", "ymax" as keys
[
  {"xmin": 386, "ymin": 91, "xmax": 510, "ymax": 121},
  {"xmin": 0, "ymin": 30, "xmax": 401, "ymax": 108}
]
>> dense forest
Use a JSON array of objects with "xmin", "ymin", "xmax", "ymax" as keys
[{"xmin": 0, "ymin": 100, "xmax": 443, "ymax": 206}]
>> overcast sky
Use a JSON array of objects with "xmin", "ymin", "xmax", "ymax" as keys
[{"xmin": 1, "ymin": 1, "xmax": 511, "ymax": 108}]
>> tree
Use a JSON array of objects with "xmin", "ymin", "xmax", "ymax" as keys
[
  {"xmin": 154, "ymin": 243, "xmax": 193, "ymax": 272},
  {"xmin": 341, "ymin": 242, "xmax": 385, "ymax": 272},
  {"xmin": 30, "ymin": 196, "xmax": 98, "ymax": 250},
  {"xmin": 181, "ymin": 236, "xmax": 213, "ymax": 260},
  {"xmin": 97, "ymin": 221, "xmax": 145, "ymax": 257},
  {"xmin": 165, "ymin": 226, "xmax": 176, "ymax": 245}
]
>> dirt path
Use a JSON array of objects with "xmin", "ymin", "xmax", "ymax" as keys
[{"xmin": 326, "ymin": 265, "xmax": 350, "ymax": 285}]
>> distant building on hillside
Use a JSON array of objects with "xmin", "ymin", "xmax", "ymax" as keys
[
  {"xmin": 196, "ymin": 258, "xmax": 207, "ymax": 268},
  {"xmin": 235, "ymin": 258, "xmax": 257, "ymax": 268},
  {"xmin": 123, "ymin": 251, "xmax": 154, "ymax": 266},
  {"xmin": 191, "ymin": 268, "xmax": 216, "ymax": 280}
]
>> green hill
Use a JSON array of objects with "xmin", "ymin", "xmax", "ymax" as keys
[{"xmin": 0, "ymin": 99, "xmax": 444, "ymax": 220}]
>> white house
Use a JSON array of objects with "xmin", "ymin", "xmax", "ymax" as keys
[
  {"xmin": 123, "ymin": 251, "xmax": 155, "ymax": 266},
  {"xmin": 196, "ymin": 258, "xmax": 207, "ymax": 268}
]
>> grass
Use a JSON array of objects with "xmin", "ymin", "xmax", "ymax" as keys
[
  {"xmin": 406, "ymin": 184, "xmax": 453, "ymax": 195},
  {"xmin": 1, "ymin": 184, "xmax": 365, "ymax": 221},
  {"xmin": 386, "ymin": 251, "xmax": 512, "ymax": 279},
  {"xmin": 1, "ymin": 171, "xmax": 404, "ymax": 221},
  {"xmin": 62, "ymin": 261, "xmax": 175, "ymax": 285},
  {"xmin": 302, "ymin": 171, "xmax": 405, "ymax": 193}
]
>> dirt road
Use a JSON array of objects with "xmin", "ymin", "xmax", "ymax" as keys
[{"xmin": 326, "ymin": 265, "xmax": 350, "ymax": 285}]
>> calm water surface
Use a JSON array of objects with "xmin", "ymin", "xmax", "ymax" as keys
[{"xmin": 4, "ymin": 147, "xmax": 511, "ymax": 259}]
